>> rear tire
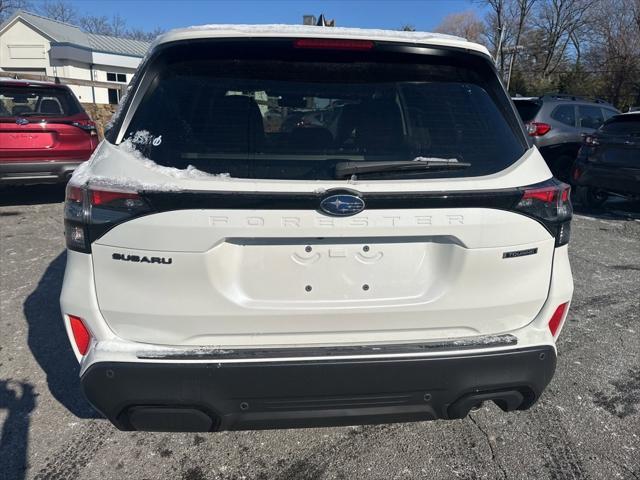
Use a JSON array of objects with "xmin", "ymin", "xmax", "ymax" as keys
[{"xmin": 578, "ymin": 186, "xmax": 608, "ymax": 209}]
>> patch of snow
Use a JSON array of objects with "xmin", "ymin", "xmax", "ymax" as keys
[
  {"xmin": 176, "ymin": 24, "xmax": 466, "ymax": 43},
  {"xmin": 95, "ymin": 340, "xmax": 234, "ymax": 357},
  {"xmin": 69, "ymin": 133, "xmax": 231, "ymax": 191}
]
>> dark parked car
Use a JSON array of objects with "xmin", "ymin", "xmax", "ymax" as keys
[
  {"xmin": 573, "ymin": 112, "xmax": 640, "ymax": 208},
  {"xmin": 0, "ymin": 79, "xmax": 98, "ymax": 184},
  {"xmin": 512, "ymin": 94, "xmax": 619, "ymax": 181}
]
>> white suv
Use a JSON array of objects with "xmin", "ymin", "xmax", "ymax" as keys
[{"xmin": 60, "ymin": 26, "xmax": 573, "ymax": 432}]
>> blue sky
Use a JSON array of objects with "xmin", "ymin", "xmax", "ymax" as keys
[{"xmin": 56, "ymin": 0, "xmax": 481, "ymax": 33}]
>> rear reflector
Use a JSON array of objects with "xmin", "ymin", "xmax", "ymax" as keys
[
  {"xmin": 548, "ymin": 303, "xmax": 569, "ymax": 337},
  {"xmin": 68, "ymin": 315, "xmax": 91, "ymax": 355},
  {"xmin": 293, "ymin": 38, "xmax": 374, "ymax": 50}
]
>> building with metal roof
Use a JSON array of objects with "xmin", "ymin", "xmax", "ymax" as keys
[{"xmin": 0, "ymin": 10, "xmax": 150, "ymax": 104}]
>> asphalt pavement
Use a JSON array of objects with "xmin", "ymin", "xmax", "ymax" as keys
[{"xmin": 1, "ymin": 184, "xmax": 639, "ymax": 480}]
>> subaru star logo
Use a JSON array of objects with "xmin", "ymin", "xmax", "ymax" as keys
[
  {"xmin": 320, "ymin": 193, "xmax": 365, "ymax": 217},
  {"xmin": 16, "ymin": 117, "xmax": 29, "ymax": 125}
]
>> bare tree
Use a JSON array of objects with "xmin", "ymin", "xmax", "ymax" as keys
[
  {"xmin": 109, "ymin": 13, "xmax": 126, "ymax": 36},
  {"xmin": 480, "ymin": 0, "xmax": 511, "ymax": 73},
  {"xmin": 127, "ymin": 26, "xmax": 165, "ymax": 42},
  {"xmin": 78, "ymin": 15, "xmax": 112, "ymax": 34},
  {"xmin": 505, "ymin": 0, "xmax": 537, "ymax": 89},
  {"xmin": 39, "ymin": 0, "xmax": 77, "ymax": 23},
  {"xmin": 0, "ymin": 0, "xmax": 31, "ymax": 22},
  {"xmin": 400, "ymin": 24, "xmax": 416, "ymax": 31},
  {"xmin": 434, "ymin": 10, "xmax": 485, "ymax": 43},
  {"xmin": 532, "ymin": 0, "xmax": 596, "ymax": 79}
]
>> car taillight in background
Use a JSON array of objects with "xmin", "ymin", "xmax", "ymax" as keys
[
  {"xmin": 525, "ymin": 122, "xmax": 551, "ymax": 136},
  {"xmin": 515, "ymin": 181, "xmax": 572, "ymax": 247},
  {"xmin": 583, "ymin": 135, "xmax": 600, "ymax": 146},
  {"xmin": 71, "ymin": 119, "xmax": 98, "ymax": 136},
  {"xmin": 64, "ymin": 184, "xmax": 151, "ymax": 253}
]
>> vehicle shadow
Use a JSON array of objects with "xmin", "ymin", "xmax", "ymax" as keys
[
  {"xmin": 0, "ymin": 184, "xmax": 66, "ymax": 207},
  {"xmin": 0, "ymin": 379, "xmax": 36, "ymax": 480},
  {"xmin": 23, "ymin": 251, "xmax": 98, "ymax": 419}
]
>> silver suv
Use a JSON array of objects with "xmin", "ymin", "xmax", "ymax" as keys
[{"xmin": 513, "ymin": 94, "xmax": 619, "ymax": 181}]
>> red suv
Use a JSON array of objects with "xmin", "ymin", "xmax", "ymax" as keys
[{"xmin": 0, "ymin": 79, "xmax": 99, "ymax": 184}]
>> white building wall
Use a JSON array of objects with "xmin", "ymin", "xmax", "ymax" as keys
[
  {"xmin": 0, "ymin": 20, "xmax": 50, "ymax": 73},
  {"xmin": 1, "ymin": 17, "xmax": 145, "ymax": 105}
]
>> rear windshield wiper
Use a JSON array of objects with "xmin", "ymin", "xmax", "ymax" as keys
[{"xmin": 335, "ymin": 159, "xmax": 471, "ymax": 179}]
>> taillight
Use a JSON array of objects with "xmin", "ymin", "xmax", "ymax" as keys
[
  {"xmin": 548, "ymin": 303, "xmax": 569, "ymax": 337},
  {"xmin": 72, "ymin": 119, "xmax": 98, "ymax": 136},
  {"xmin": 525, "ymin": 122, "xmax": 551, "ymax": 136},
  {"xmin": 293, "ymin": 38, "xmax": 374, "ymax": 50},
  {"xmin": 64, "ymin": 184, "xmax": 151, "ymax": 253},
  {"xmin": 515, "ymin": 181, "xmax": 572, "ymax": 246},
  {"xmin": 68, "ymin": 315, "xmax": 92, "ymax": 355},
  {"xmin": 572, "ymin": 166, "xmax": 582, "ymax": 181}
]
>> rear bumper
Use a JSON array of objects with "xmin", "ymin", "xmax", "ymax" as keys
[
  {"xmin": 0, "ymin": 160, "xmax": 86, "ymax": 184},
  {"xmin": 81, "ymin": 345, "xmax": 556, "ymax": 432}
]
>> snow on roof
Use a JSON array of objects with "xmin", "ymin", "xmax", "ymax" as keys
[{"xmin": 154, "ymin": 24, "xmax": 490, "ymax": 57}]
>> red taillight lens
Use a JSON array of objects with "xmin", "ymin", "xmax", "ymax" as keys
[
  {"xmin": 67, "ymin": 185, "xmax": 84, "ymax": 203},
  {"xmin": 572, "ymin": 166, "xmax": 582, "ymax": 181},
  {"xmin": 68, "ymin": 315, "xmax": 91, "ymax": 355},
  {"xmin": 516, "ymin": 182, "xmax": 572, "ymax": 246},
  {"xmin": 293, "ymin": 38, "xmax": 374, "ymax": 50},
  {"xmin": 526, "ymin": 122, "xmax": 551, "ymax": 136},
  {"xmin": 90, "ymin": 189, "xmax": 143, "ymax": 207},
  {"xmin": 548, "ymin": 303, "xmax": 569, "ymax": 337}
]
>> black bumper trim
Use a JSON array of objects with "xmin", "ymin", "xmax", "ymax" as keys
[
  {"xmin": 0, "ymin": 160, "xmax": 85, "ymax": 183},
  {"xmin": 82, "ymin": 345, "xmax": 556, "ymax": 432},
  {"xmin": 135, "ymin": 334, "xmax": 517, "ymax": 360}
]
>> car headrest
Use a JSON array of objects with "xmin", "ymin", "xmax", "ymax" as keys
[
  {"xmin": 39, "ymin": 99, "xmax": 62, "ymax": 115},
  {"xmin": 205, "ymin": 95, "xmax": 264, "ymax": 152}
]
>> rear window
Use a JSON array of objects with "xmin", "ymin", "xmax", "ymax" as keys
[
  {"xmin": 513, "ymin": 100, "xmax": 541, "ymax": 122},
  {"xmin": 118, "ymin": 41, "xmax": 526, "ymax": 180},
  {"xmin": 0, "ymin": 85, "xmax": 81, "ymax": 117},
  {"xmin": 601, "ymin": 116, "xmax": 640, "ymax": 135}
]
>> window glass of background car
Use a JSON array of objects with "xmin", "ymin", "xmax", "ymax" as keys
[
  {"xmin": 550, "ymin": 105, "xmax": 576, "ymax": 127},
  {"xmin": 578, "ymin": 105, "xmax": 604, "ymax": 129},
  {"xmin": 602, "ymin": 109, "xmax": 618, "ymax": 121},
  {"xmin": 513, "ymin": 100, "xmax": 541, "ymax": 122},
  {"xmin": 601, "ymin": 117, "xmax": 640, "ymax": 136},
  {"xmin": 0, "ymin": 85, "xmax": 80, "ymax": 117}
]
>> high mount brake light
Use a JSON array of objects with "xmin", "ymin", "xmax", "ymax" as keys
[
  {"xmin": 525, "ymin": 122, "xmax": 551, "ymax": 136},
  {"xmin": 515, "ymin": 181, "xmax": 572, "ymax": 247},
  {"xmin": 64, "ymin": 185, "xmax": 151, "ymax": 253},
  {"xmin": 293, "ymin": 38, "xmax": 375, "ymax": 50}
]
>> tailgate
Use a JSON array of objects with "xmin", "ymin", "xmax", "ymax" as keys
[{"xmin": 91, "ymin": 207, "xmax": 554, "ymax": 346}]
